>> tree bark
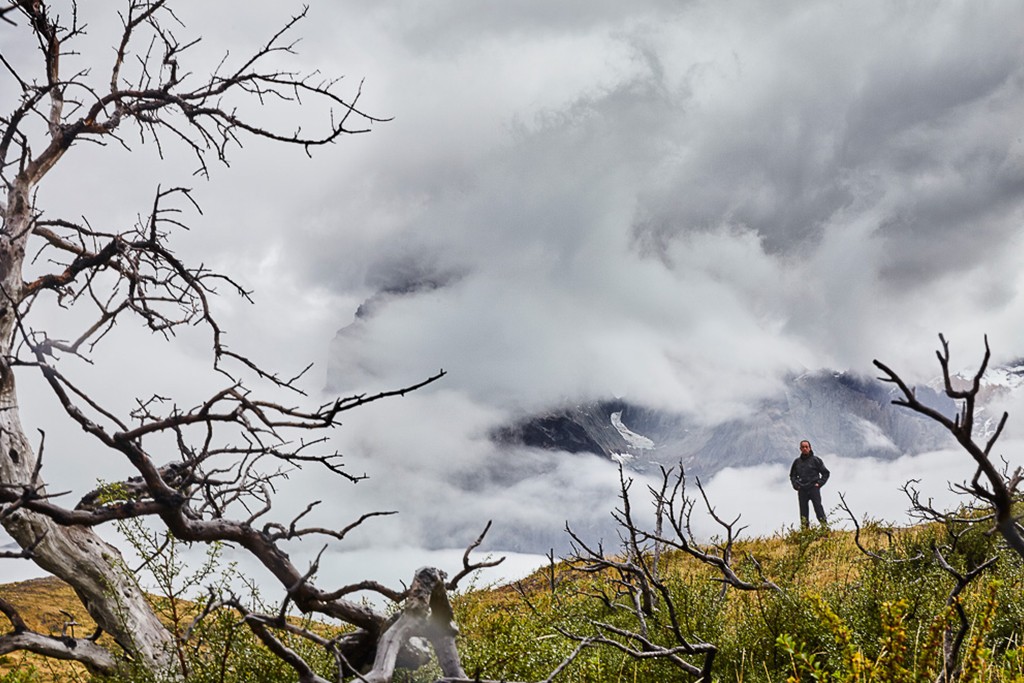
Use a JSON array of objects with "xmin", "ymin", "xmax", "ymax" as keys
[
  {"xmin": 0, "ymin": 187, "xmax": 179, "ymax": 676},
  {"xmin": 0, "ymin": 630, "xmax": 117, "ymax": 672},
  {"xmin": 364, "ymin": 568, "xmax": 467, "ymax": 683}
]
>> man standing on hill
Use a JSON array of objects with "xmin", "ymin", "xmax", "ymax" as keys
[{"xmin": 790, "ymin": 439, "xmax": 830, "ymax": 528}]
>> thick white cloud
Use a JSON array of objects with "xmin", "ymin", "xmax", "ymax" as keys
[
  {"xmin": 4, "ymin": 1, "xmax": 1024, "ymax": 590},
  {"xmin": 304, "ymin": 0, "xmax": 1024, "ymax": 404}
]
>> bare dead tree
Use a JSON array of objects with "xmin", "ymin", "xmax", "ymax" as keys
[
  {"xmin": 0, "ymin": 3, "xmax": 525, "ymax": 681},
  {"xmin": 561, "ymin": 465, "xmax": 780, "ymax": 682},
  {"xmin": 874, "ymin": 334, "xmax": 1024, "ymax": 559},
  {"xmin": 837, "ymin": 491, "xmax": 925, "ymax": 563},
  {"xmin": 838, "ymin": 482, "xmax": 1000, "ymax": 682}
]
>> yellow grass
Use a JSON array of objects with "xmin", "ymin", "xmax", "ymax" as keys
[{"xmin": 0, "ymin": 576, "xmax": 101, "ymax": 682}]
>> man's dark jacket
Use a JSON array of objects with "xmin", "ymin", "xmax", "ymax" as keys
[{"xmin": 789, "ymin": 452, "xmax": 830, "ymax": 491}]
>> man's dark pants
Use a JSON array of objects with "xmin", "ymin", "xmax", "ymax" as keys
[{"xmin": 798, "ymin": 486, "xmax": 827, "ymax": 526}]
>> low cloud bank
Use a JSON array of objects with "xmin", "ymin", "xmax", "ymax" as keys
[
  {"xmin": 695, "ymin": 444, "xmax": 1024, "ymax": 539},
  {"xmin": 2, "ymin": 441, "xmax": 1016, "ymax": 601}
]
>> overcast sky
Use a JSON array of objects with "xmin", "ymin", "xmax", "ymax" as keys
[{"xmin": 5, "ymin": 1, "xmax": 1024, "ymax": 591}]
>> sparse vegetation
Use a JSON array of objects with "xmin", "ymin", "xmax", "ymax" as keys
[
  {"xmin": 448, "ymin": 518, "xmax": 1024, "ymax": 683},
  {"xmin": 3, "ymin": 514, "xmax": 1022, "ymax": 683}
]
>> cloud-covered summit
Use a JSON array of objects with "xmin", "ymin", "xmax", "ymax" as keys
[
  {"xmin": 304, "ymin": 1, "xmax": 1024, "ymax": 559},
  {"xmin": 12, "ymin": 1, "xmax": 1024, "ymax": 580},
  {"xmin": 315, "ymin": 1, "xmax": 1024, "ymax": 421}
]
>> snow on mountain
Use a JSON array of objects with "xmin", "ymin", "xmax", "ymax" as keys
[
  {"xmin": 496, "ymin": 359, "xmax": 1024, "ymax": 481},
  {"xmin": 977, "ymin": 359, "xmax": 1024, "ymax": 389},
  {"xmin": 495, "ymin": 369, "xmax": 967, "ymax": 480},
  {"xmin": 937, "ymin": 358, "xmax": 1024, "ymax": 440},
  {"xmin": 610, "ymin": 452, "xmax": 636, "ymax": 465},
  {"xmin": 611, "ymin": 411, "xmax": 654, "ymax": 450}
]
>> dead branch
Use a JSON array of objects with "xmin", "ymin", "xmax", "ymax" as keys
[
  {"xmin": 561, "ymin": 463, "xmax": 781, "ymax": 681},
  {"xmin": 648, "ymin": 466, "xmax": 780, "ymax": 593},
  {"xmin": 446, "ymin": 520, "xmax": 506, "ymax": 590},
  {"xmin": 839, "ymin": 485, "xmax": 999, "ymax": 683},
  {"xmin": 837, "ymin": 492, "xmax": 924, "ymax": 562},
  {"xmin": 874, "ymin": 334, "xmax": 1024, "ymax": 559},
  {"xmin": 932, "ymin": 545, "xmax": 998, "ymax": 683},
  {"xmin": 0, "ymin": 596, "xmax": 117, "ymax": 674}
]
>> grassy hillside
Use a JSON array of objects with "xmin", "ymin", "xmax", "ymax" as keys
[
  {"xmin": 0, "ymin": 573, "xmax": 337, "ymax": 683},
  {"xmin": 450, "ymin": 522, "xmax": 1024, "ymax": 682},
  {"xmin": 1, "ymin": 521, "xmax": 1022, "ymax": 682},
  {"xmin": 0, "ymin": 576, "xmax": 102, "ymax": 682}
]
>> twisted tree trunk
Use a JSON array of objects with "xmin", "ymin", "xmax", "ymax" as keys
[{"xmin": 0, "ymin": 184, "xmax": 179, "ymax": 677}]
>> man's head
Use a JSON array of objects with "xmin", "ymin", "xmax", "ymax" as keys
[{"xmin": 799, "ymin": 440, "xmax": 813, "ymax": 455}]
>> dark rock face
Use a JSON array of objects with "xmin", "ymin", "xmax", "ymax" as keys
[
  {"xmin": 494, "ymin": 370, "xmax": 960, "ymax": 480},
  {"xmin": 494, "ymin": 400, "xmax": 669, "ymax": 456},
  {"xmin": 505, "ymin": 414, "xmax": 609, "ymax": 455}
]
